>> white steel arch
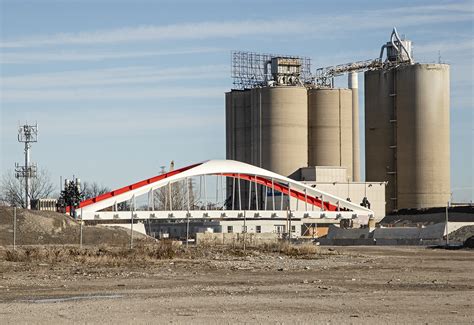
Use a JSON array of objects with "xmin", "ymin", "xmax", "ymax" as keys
[{"xmin": 75, "ymin": 160, "xmax": 373, "ymax": 220}]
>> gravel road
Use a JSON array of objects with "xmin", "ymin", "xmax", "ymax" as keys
[{"xmin": 1, "ymin": 246, "xmax": 473, "ymax": 324}]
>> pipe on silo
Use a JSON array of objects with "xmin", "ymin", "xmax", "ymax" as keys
[{"xmin": 349, "ymin": 72, "xmax": 360, "ymax": 182}]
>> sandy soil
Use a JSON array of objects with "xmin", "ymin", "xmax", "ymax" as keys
[
  {"xmin": 0, "ymin": 207, "xmax": 149, "ymax": 247},
  {"xmin": 0, "ymin": 246, "xmax": 472, "ymax": 324}
]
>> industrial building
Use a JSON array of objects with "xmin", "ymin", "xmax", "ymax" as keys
[
  {"xmin": 66, "ymin": 28, "xmax": 452, "ymax": 241},
  {"xmin": 226, "ymin": 28, "xmax": 451, "ymax": 218}
]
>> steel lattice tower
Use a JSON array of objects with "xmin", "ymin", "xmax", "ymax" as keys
[{"xmin": 15, "ymin": 123, "xmax": 38, "ymax": 209}]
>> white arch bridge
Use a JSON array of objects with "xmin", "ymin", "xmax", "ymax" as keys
[{"xmin": 72, "ymin": 160, "xmax": 373, "ymax": 222}]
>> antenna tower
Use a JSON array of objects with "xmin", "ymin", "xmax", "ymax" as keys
[{"xmin": 15, "ymin": 123, "xmax": 38, "ymax": 209}]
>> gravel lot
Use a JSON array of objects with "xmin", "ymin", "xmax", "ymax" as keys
[{"xmin": 0, "ymin": 246, "xmax": 472, "ymax": 324}]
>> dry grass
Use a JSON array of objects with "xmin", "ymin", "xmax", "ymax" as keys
[
  {"xmin": 3, "ymin": 241, "xmax": 182, "ymax": 265},
  {"xmin": 194, "ymin": 241, "xmax": 338, "ymax": 258},
  {"xmin": 251, "ymin": 242, "xmax": 338, "ymax": 257},
  {"xmin": 1, "ymin": 241, "xmax": 337, "ymax": 265}
]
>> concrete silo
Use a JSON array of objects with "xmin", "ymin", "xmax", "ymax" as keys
[
  {"xmin": 308, "ymin": 88, "xmax": 353, "ymax": 180},
  {"xmin": 396, "ymin": 63, "xmax": 450, "ymax": 209},
  {"xmin": 365, "ymin": 34, "xmax": 451, "ymax": 212},
  {"xmin": 226, "ymin": 89, "xmax": 252, "ymax": 209},
  {"xmin": 251, "ymin": 86, "xmax": 308, "ymax": 177},
  {"xmin": 365, "ymin": 68, "xmax": 398, "ymax": 212},
  {"xmin": 225, "ymin": 90, "xmax": 252, "ymax": 164},
  {"xmin": 227, "ymin": 54, "xmax": 310, "ymax": 178}
]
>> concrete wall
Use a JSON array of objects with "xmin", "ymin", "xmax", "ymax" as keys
[
  {"xmin": 195, "ymin": 232, "xmax": 278, "ymax": 246},
  {"xmin": 103, "ymin": 223, "xmax": 147, "ymax": 235},
  {"xmin": 302, "ymin": 181, "xmax": 386, "ymax": 221},
  {"xmin": 219, "ymin": 219, "xmax": 303, "ymax": 237},
  {"xmin": 321, "ymin": 222, "xmax": 474, "ymax": 246},
  {"xmin": 326, "ymin": 225, "xmax": 371, "ymax": 239},
  {"xmin": 298, "ymin": 166, "xmax": 347, "ymax": 182},
  {"xmin": 146, "ymin": 219, "xmax": 305, "ymax": 238}
]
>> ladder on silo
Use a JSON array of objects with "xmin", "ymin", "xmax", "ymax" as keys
[{"xmin": 388, "ymin": 70, "xmax": 398, "ymax": 211}]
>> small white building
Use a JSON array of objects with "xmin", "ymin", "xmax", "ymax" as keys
[{"xmin": 294, "ymin": 166, "xmax": 386, "ymax": 221}]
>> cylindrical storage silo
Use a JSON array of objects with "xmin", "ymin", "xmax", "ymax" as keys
[
  {"xmin": 251, "ymin": 86, "xmax": 308, "ymax": 177},
  {"xmin": 396, "ymin": 63, "xmax": 450, "ymax": 209},
  {"xmin": 225, "ymin": 90, "xmax": 252, "ymax": 163},
  {"xmin": 225, "ymin": 92, "xmax": 233, "ymax": 160},
  {"xmin": 226, "ymin": 90, "xmax": 252, "ymax": 209},
  {"xmin": 349, "ymin": 72, "xmax": 361, "ymax": 182},
  {"xmin": 308, "ymin": 88, "xmax": 353, "ymax": 180},
  {"xmin": 365, "ymin": 69, "xmax": 397, "ymax": 213},
  {"xmin": 365, "ymin": 63, "xmax": 451, "ymax": 213}
]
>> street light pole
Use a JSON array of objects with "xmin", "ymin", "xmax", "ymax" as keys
[{"xmin": 445, "ymin": 201, "xmax": 449, "ymax": 246}]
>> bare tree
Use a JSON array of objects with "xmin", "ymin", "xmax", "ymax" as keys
[
  {"xmin": 81, "ymin": 181, "xmax": 110, "ymax": 200},
  {"xmin": 153, "ymin": 178, "xmax": 199, "ymax": 210},
  {"xmin": 0, "ymin": 168, "xmax": 55, "ymax": 207}
]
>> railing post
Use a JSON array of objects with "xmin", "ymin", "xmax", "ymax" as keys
[
  {"xmin": 232, "ymin": 177, "xmax": 236, "ymax": 210},
  {"xmin": 186, "ymin": 177, "xmax": 190, "ymax": 249},
  {"xmin": 238, "ymin": 174, "xmax": 242, "ymax": 211}
]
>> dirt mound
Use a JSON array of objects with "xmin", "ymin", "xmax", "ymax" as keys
[
  {"xmin": 0, "ymin": 207, "xmax": 149, "ymax": 247},
  {"xmin": 448, "ymin": 225, "xmax": 474, "ymax": 244},
  {"xmin": 464, "ymin": 236, "xmax": 474, "ymax": 248},
  {"xmin": 380, "ymin": 211, "xmax": 474, "ymax": 226}
]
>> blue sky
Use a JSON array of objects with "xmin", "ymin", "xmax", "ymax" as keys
[{"xmin": 0, "ymin": 0, "xmax": 473, "ymax": 202}]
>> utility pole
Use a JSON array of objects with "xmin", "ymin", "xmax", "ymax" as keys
[
  {"xmin": 15, "ymin": 123, "xmax": 38, "ymax": 209},
  {"xmin": 130, "ymin": 195, "xmax": 135, "ymax": 249},
  {"xmin": 445, "ymin": 201, "xmax": 449, "ymax": 246},
  {"xmin": 80, "ymin": 207, "xmax": 83, "ymax": 248},
  {"xmin": 13, "ymin": 207, "xmax": 17, "ymax": 250}
]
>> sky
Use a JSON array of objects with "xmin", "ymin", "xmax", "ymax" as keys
[{"xmin": 0, "ymin": 0, "xmax": 473, "ymax": 202}]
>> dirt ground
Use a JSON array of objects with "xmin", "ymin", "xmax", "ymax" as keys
[
  {"xmin": 0, "ymin": 207, "xmax": 149, "ymax": 247},
  {"xmin": 0, "ymin": 245, "xmax": 472, "ymax": 324}
]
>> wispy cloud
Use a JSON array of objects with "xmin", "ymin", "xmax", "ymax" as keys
[
  {"xmin": 20, "ymin": 109, "xmax": 223, "ymax": 135},
  {"xmin": 1, "ymin": 64, "xmax": 228, "ymax": 102},
  {"xmin": 1, "ymin": 86, "xmax": 226, "ymax": 102},
  {"xmin": 1, "ymin": 2, "xmax": 472, "ymax": 48},
  {"xmin": 0, "ymin": 47, "xmax": 225, "ymax": 64},
  {"xmin": 415, "ymin": 39, "xmax": 474, "ymax": 55},
  {"xmin": 1, "ymin": 64, "xmax": 228, "ymax": 89},
  {"xmin": 0, "ymin": 105, "xmax": 224, "ymax": 137}
]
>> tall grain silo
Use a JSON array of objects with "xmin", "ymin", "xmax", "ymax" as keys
[
  {"xmin": 365, "ymin": 30, "xmax": 450, "ymax": 212},
  {"xmin": 365, "ymin": 68, "xmax": 398, "ymax": 212},
  {"xmin": 226, "ymin": 89, "xmax": 252, "ymax": 208},
  {"xmin": 396, "ymin": 63, "xmax": 450, "ymax": 209},
  {"xmin": 308, "ymin": 88, "xmax": 353, "ymax": 180},
  {"xmin": 226, "ymin": 90, "xmax": 252, "ymax": 164},
  {"xmin": 251, "ymin": 86, "xmax": 308, "ymax": 177},
  {"xmin": 226, "ymin": 54, "xmax": 311, "ymax": 209}
]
